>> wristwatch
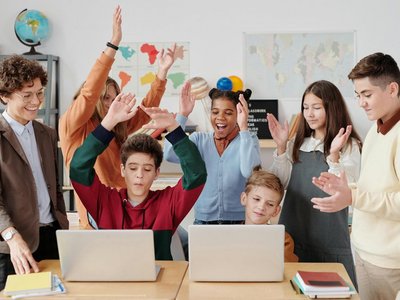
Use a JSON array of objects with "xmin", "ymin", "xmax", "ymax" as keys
[{"xmin": 2, "ymin": 228, "xmax": 18, "ymax": 241}]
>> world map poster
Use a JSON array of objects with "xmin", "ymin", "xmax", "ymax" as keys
[
  {"xmin": 244, "ymin": 32, "xmax": 355, "ymax": 98},
  {"xmin": 110, "ymin": 42, "xmax": 189, "ymax": 98}
]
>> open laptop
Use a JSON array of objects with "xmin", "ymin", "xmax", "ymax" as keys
[
  {"xmin": 188, "ymin": 224, "xmax": 284, "ymax": 282},
  {"xmin": 56, "ymin": 230, "xmax": 160, "ymax": 281}
]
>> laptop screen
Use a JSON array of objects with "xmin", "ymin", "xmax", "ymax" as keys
[
  {"xmin": 188, "ymin": 224, "xmax": 284, "ymax": 282},
  {"xmin": 56, "ymin": 230, "xmax": 159, "ymax": 281}
]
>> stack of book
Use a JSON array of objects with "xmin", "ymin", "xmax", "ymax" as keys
[
  {"xmin": 3, "ymin": 271, "xmax": 66, "ymax": 298},
  {"xmin": 291, "ymin": 270, "xmax": 357, "ymax": 298}
]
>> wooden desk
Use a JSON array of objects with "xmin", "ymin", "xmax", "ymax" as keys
[
  {"xmin": 176, "ymin": 263, "xmax": 360, "ymax": 300},
  {"xmin": 7, "ymin": 260, "xmax": 188, "ymax": 299}
]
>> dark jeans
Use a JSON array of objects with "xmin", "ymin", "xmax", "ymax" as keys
[{"xmin": 0, "ymin": 222, "xmax": 59, "ymax": 290}]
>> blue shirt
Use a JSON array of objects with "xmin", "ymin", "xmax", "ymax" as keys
[{"xmin": 164, "ymin": 114, "xmax": 261, "ymax": 221}]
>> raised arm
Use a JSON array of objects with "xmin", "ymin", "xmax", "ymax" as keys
[
  {"xmin": 163, "ymin": 81, "xmax": 196, "ymax": 164},
  {"xmin": 142, "ymin": 106, "xmax": 207, "ymax": 228},
  {"xmin": 155, "ymin": 43, "xmax": 177, "ymax": 81},
  {"xmin": 126, "ymin": 43, "xmax": 178, "ymax": 133},
  {"xmin": 237, "ymin": 94, "xmax": 261, "ymax": 178},
  {"xmin": 70, "ymin": 92, "xmax": 137, "ymax": 183},
  {"xmin": 142, "ymin": 105, "xmax": 206, "ymax": 188},
  {"xmin": 267, "ymin": 113, "xmax": 293, "ymax": 187},
  {"xmin": 267, "ymin": 113, "xmax": 289, "ymax": 155},
  {"xmin": 59, "ymin": 6, "xmax": 123, "ymax": 164}
]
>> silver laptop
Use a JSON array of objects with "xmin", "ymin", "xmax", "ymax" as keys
[
  {"xmin": 188, "ymin": 224, "xmax": 284, "ymax": 282},
  {"xmin": 56, "ymin": 230, "xmax": 160, "ymax": 281}
]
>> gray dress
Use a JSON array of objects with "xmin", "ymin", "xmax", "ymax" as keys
[{"xmin": 279, "ymin": 150, "xmax": 357, "ymax": 288}]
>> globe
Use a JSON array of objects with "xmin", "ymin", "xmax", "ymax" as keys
[{"xmin": 14, "ymin": 9, "xmax": 50, "ymax": 55}]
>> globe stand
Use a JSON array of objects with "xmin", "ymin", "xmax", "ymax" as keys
[{"xmin": 23, "ymin": 45, "xmax": 42, "ymax": 55}]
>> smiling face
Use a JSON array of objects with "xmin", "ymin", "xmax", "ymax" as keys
[
  {"xmin": 211, "ymin": 98, "xmax": 237, "ymax": 139},
  {"xmin": 302, "ymin": 93, "xmax": 327, "ymax": 139},
  {"xmin": 121, "ymin": 152, "xmax": 160, "ymax": 203},
  {"xmin": 241, "ymin": 186, "xmax": 282, "ymax": 225},
  {"xmin": 354, "ymin": 77, "xmax": 400, "ymax": 122},
  {"xmin": 3, "ymin": 78, "xmax": 44, "ymax": 125}
]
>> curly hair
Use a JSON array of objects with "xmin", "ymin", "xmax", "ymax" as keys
[
  {"xmin": 208, "ymin": 88, "xmax": 252, "ymax": 108},
  {"xmin": 0, "ymin": 55, "xmax": 47, "ymax": 104},
  {"xmin": 120, "ymin": 133, "xmax": 163, "ymax": 168}
]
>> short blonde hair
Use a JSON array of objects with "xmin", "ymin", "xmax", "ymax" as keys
[{"xmin": 244, "ymin": 169, "xmax": 284, "ymax": 203}]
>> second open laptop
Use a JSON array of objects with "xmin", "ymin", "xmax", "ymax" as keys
[
  {"xmin": 56, "ymin": 229, "xmax": 160, "ymax": 281},
  {"xmin": 188, "ymin": 224, "xmax": 285, "ymax": 282}
]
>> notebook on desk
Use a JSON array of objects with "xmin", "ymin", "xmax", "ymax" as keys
[
  {"xmin": 188, "ymin": 224, "xmax": 284, "ymax": 282},
  {"xmin": 56, "ymin": 230, "xmax": 160, "ymax": 281}
]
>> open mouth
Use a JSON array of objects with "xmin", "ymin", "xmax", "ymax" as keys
[{"xmin": 215, "ymin": 123, "xmax": 227, "ymax": 131}]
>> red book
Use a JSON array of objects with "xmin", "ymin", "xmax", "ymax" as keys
[{"xmin": 296, "ymin": 270, "xmax": 350, "ymax": 292}]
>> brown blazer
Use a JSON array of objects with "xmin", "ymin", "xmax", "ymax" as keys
[{"xmin": 0, "ymin": 115, "xmax": 68, "ymax": 254}]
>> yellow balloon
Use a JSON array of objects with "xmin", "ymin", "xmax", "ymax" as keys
[{"xmin": 228, "ymin": 75, "xmax": 244, "ymax": 92}]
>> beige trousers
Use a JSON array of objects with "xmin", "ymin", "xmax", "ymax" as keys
[{"xmin": 355, "ymin": 251, "xmax": 400, "ymax": 300}]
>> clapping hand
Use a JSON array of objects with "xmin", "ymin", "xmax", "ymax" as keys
[
  {"xmin": 267, "ymin": 113, "xmax": 289, "ymax": 155},
  {"xmin": 236, "ymin": 94, "xmax": 249, "ymax": 131},
  {"xmin": 311, "ymin": 171, "xmax": 352, "ymax": 212},
  {"xmin": 328, "ymin": 125, "xmax": 352, "ymax": 162}
]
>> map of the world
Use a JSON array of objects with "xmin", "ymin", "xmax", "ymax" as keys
[
  {"xmin": 111, "ymin": 42, "xmax": 189, "ymax": 98},
  {"xmin": 244, "ymin": 32, "xmax": 355, "ymax": 98}
]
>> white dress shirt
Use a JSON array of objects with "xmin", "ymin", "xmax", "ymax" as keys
[{"xmin": 269, "ymin": 136, "xmax": 361, "ymax": 188}]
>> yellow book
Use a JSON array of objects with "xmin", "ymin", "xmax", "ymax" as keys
[{"xmin": 3, "ymin": 271, "xmax": 52, "ymax": 296}]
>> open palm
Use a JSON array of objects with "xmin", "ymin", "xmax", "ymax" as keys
[
  {"xmin": 267, "ymin": 113, "xmax": 289, "ymax": 148},
  {"xmin": 330, "ymin": 125, "xmax": 352, "ymax": 154}
]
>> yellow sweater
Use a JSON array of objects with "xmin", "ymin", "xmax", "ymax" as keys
[{"xmin": 351, "ymin": 121, "xmax": 400, "ymax": 268}]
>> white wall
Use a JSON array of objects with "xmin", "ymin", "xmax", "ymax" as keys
[{"xmin": 1, "ymin": 0, "xmax": 399, "ymax": 170}]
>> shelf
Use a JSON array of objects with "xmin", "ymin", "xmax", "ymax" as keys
[{"xmin": 259, "ymin": 139, "xmax": 276, "ymax": 148}]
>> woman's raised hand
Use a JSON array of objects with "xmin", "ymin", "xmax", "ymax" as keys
[{"xmin": 267, "ymin": 113, "xmax": 289, "ymax": 155}]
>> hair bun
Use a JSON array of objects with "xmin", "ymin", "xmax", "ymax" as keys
[
  {"xmin": 242, "ymin": 89, "xmax": 252, "ymax": 101},
  {"xmin": 208, "ymin": 88, "xmax": 218, "ymax": 98}
]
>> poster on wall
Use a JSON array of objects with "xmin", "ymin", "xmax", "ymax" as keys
[
  {"xmin": 244, "ymin": 32, "xmax": 355, "ymax": 99},
  {"xmin": 110, "ymin": 42, "xmax": 190, "ymax": 98},
  {"xmin": 248, "ymin": 99, "xmax": 278, "ymax": 139}
]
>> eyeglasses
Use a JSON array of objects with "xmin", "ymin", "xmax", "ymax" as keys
[{"xmin": 13, "ymin": 88, "xmax": 46, "ymax": 103}]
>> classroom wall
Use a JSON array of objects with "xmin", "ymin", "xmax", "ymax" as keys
[{"xmin": 1, "ymin": 0, "xmax": 399, "ymax": 171}]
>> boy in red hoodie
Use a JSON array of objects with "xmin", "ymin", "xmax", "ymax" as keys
[{"xmin": 70, "ymin": 83, "xmax": 207, "ymax": 260}]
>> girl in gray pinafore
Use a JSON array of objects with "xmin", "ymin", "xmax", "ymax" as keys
[{"xmin": 267, "ymin": 80, "xmax": 362, "ymax": 288}]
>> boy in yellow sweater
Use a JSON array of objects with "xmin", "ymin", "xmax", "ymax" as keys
[{"xmin": 312, "ymin": 52, "xmax": 400, "ymax": 300}]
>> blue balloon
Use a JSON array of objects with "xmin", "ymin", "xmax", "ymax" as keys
[{"xmin": 216, "ymin": 77, "xmax": 233, "ymax": 91}]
